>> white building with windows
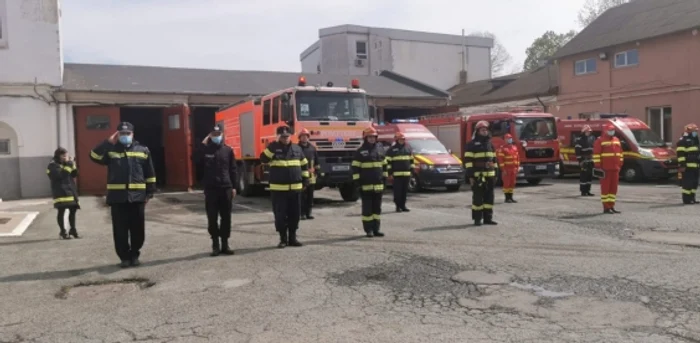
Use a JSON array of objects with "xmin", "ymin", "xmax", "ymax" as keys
[
  {"xmin": 0, "ymin": 0, "xmax": 71, "ymax": 200},
  {"xmin": 299, "ymin": 24, "xmax": 494, "ymax": 91}
]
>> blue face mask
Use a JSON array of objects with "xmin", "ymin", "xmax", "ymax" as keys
[
  {"xmin": 211, "ymin": 136, "xmax": 223, "ymax": 144},
  {"xmin": 693, "ymin": 132, "xmax": 698, "ymax": 138},
  {"xmin": 118, "ymin": 135, "xmax": 132, "ymax": 145},
  {"xmin": 506, "ymin": 139, "xmax": 513, "ymax": 144}
]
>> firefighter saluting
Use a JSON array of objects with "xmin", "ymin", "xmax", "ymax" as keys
[
  {"xmin": 575, "ymin": 125, "xmax": 596, "ymax": 197},
  {"xmin": 496, "ymin": 133, "xmax": 519, "ymax": 203},
  {"xmin": 260, "ymin": 125, "xmax": 310, "ymax": 248},
  {"xmin": 386, "ymin": 132, "xmax": 414, "ymax": 212},
  {"xmin": 298, "ymin": 128, "xmax": 321, "ymax": 219},
  {"xmin": 464, "ymin": 120, "xmax": 498, "ymax": 226},
  {"xmin": 352, "ymin": 127, "xmax": 388, "ymax": 237},
  {"xmin": 593, "ymin": 124, "xmax": 623, "ymax": 214},
  {"xmin": 676, "ymin": 123, "xmax": 699, "ymax": 204}
]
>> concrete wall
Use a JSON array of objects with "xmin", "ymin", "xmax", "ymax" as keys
[
  {"xmin": 554, "ymin": 30, "xmax": 700, "ymax": 141},
  {"xmin": 0, "ymin": 0, "xmax": 63, "ymax": 85},
  {"xmin": 300, "ymin": 43, "xmax": 321, "ymax": 74}
]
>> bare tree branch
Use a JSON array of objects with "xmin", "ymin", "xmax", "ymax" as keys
[
  {"xmin": 470, "ymin": 31, "xmax": 513, "ymax": 77},
  {"xmin": 577, "ymin": 0, "xmax": 632, "ymax": 27}
]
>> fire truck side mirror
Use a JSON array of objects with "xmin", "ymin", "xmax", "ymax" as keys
[{"xmin": 281, "ymin": 93, "xmax": 290, "ymax": 103}]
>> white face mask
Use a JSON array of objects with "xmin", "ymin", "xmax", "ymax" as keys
[
  {"xmin": 607, "ymin": 130, "xmax": 615, "ymax": 136},
  {"xmin": 506, "ymin": 139, "xmax": 513, "ymax": 144}
]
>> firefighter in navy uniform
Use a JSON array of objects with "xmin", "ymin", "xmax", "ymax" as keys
[
  {"xmin": 575, "ymin": 125, "xmax": 596, "ymax": 197},
  {"xmin": 193, "ymin": 125, "xmax": 238, "ymax": 256},
  {"xmin": 386, "ymin": 132, "xmax": 414, "ymax": 212},
  {"xmin": 260, "ymin": 125, "xmax": 310, "ymax": 248},
  {"xmin": 464, "ymin": 120, "xmax": 498, "ymax": 226},
  {"xmin": 47, "ymin": 147, "xmax": 81, "ymax": 240},
  {"xmin": 676, "ymin": 123, "xmax": 699, "ymax": 204},
  {"xmin": 298, "ymin": 128, "xmax": 321, "ymax": 220},
  {"xmin": 89, "ymin": 122, "xmax": 157, "ymax": 268},
  {"xmin": 353, "ymin": 127, "xmax": 388, "ymax": 237}
]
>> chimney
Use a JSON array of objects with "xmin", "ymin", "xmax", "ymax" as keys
[{"xmin": 459, "ymin": 70, "xmax": 468, "ymax": 85}]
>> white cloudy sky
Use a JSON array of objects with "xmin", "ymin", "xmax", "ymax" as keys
[{"xmin": 61, "ymin": 0, "xmax": 586, "ymax": 73}]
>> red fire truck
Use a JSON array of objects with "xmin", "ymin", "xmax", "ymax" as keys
[
  {"xmin": 215, "ymin": 76, "xmax": 372, "ymax": 201},
  {"xmin": 557, "ymin": 113, "xmax": 678, "ymax": 182},
  {"xmin": 419, "ymin": 107, "xmax": 560, "ymax": 185},
  {"xmin": 375, "ymin": 120, "xmax": 465, "ymax": 192}
]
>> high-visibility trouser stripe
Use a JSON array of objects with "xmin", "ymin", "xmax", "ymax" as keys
[
  {"xmin": 145, "ymin": 177, "xmax": 156, "ymax": 183},
  {"xmin": 263, "ymin": 149, "xmax": 274, "ymax": 158},
  {"xmin": 269, "ymin": 183, "xmax": 303, "ymax": 191},
  {"xmin": 90, "ymin": 151, "xmax": 104, "ymax": 160},
  {"xmin": 464, "ymin": 152, "xmax": 496, "ymax": 158},
  {"xmin": 361, "ymin": 214, "xmax": 381, "ymax": 221},
  {"xmin": 393, "ymin": 171, "xmax": 411, "ymax": 177},
  {"xmin": 352, "ymin": 161, "xmax": 384, "ymax": 168},
  {"xmin": 353, "ymin": 174, "xmax": 360, "ymax": 180},
  {"xmin": 54, "ymin": 196, "xmax": 75, "ymax": 203},
  {"xmin": 471, "ymin": 204, "xmax": 494, "ymax": 210},
  {"xmin": 682, "ymin": 189, "xmax": 697, "ymax": 194},
  {"xmin": 687, "ymin": 163, "xmax": 698, "ymax": 168},
  {"xmin": 600, "ymin": 194, "xmax": 617, "ymax": 203},
  {"xmin": 465, "ymin": 162, "xmax": 473, "ymax": 168},
  {"xmin": 361, "ymin": 184, "xmax": 384, "ymax": 191},
  {"xmin": 108, "ymin": 152, "xmax": 148, "ymax": 159},
  {"xmin": 502, "ymin": 188, "xmax": 514, "ymax": 194},
  {"xmin": 108, "ymin": 184, "xmax": 147, "ymax": 190},
  {"xmin": 383, "ymin": 172, "xmax": 388, "ymax": 177},
  {"xmin": 474, "ymin": 171, "xmax": 496, "ymax": 177},
  {"xmin": 678, "ymin": 157, "xmax": 686, "ymax": 162}
]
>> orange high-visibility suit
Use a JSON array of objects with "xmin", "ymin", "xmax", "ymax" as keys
[
  {"xmin": 593, "ymin": 124, "xmax": 623, "ymax": 213},
  {"xmin": 496, "ymin": 134, "xmax": 520, "ymax": 203}
]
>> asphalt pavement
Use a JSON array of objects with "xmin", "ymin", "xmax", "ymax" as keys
[{"xmin": 1, "ymin": 178, "xmax": 700, "ymax": 343}]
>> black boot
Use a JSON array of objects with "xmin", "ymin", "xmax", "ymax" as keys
[
  {"xmin": 306, "ymin": 213, "xmax": 315, "ymax": 220},
  {"xmin": 611, "ymin": 208, "xmax": 621, "ymax": 214},
  {"xmin": 300, "ymin": 215, "xmax": 307, "ymax": 220},
  {"xmin": 288, "ymin": 230, "xmax": 303, "ymax": 247},
  {"xmin": 505, "ymin": 195, "xmax": 512, "ymax": 203},
  {"xmin": 400, "ymin": 207, "xmax": 410, "ymax": 212},
  {"xmin": 365, "ymin": 231, "xmax": 374, "ymax": 237},
  {"xmin": 59, "ymin": 229, "xmax": 71, "ymax": 240},
  {"xmin": 484, "ymin": 218, "xmax": 498, "ymax": 225},
  {"xmin": 210, "ymin": 238, "xmax": 221, "ymax": 256},
  {"xmin": 277, "ymin": 231, "xmax": 287, "ymax": 249},
  {"xmin": 509, "ymin": 194, "xmax": 517, "ymax": 203},
  {"xmin": 396, "ymin": 206, "xmax": 402, "ymax": 212},
  {"xmin": 474, "ymin": 220, "xmax": 482, "ymax": 226},
  {"xmin": 130, "ymin": 258, "xmax": 141, "ymax": 267},
  {"xmin": 603, "ymin": 209, "xmax": 613, "ymax": 214},
  {"xmin": 220, "ymin": 238, "xmax": 234, "ymax": 255},
  {"xmin": 68, "ymin": 228, "xmax": 81, "ymax": 239},
  {"xmin": 118, "ymin": 260, "xmax": 130, "ymax": 268}
]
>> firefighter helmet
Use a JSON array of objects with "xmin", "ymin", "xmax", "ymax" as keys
[
  {"xmin": 298, "ymin": 128, "xmax": 310, "ymax": 137},
  {"xmin": 603, "ymin": 123, "xmax": 615, "ymax": 132},
  {"xmin": 363, "ymin": 127, "xmax": 378, "ymax": 138},
  {"xmin": 475, "ymin": 121, "xmax": 489, "ymax": 130},
  {"xmin": 504, "ymin": 133, "xmax": 513, "ymax": 140},
  {"xmin": 581, "ymin": 125, "xmax": 592, "ymax": 133},
  {"xmin": 685, "ymin": 123, "xmax": 698, "ymax": 132},
  {"xmin": 395, "ymin": 132, "xmax": 406, "ymax": 140}
]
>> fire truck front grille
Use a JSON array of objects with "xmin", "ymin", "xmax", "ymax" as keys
[
  {"xmin": 318, "ymin": 150, "xmax": 355, "ymax": 163},
  {"xmin": 525, "ymin": 148, "xmax": 555, "ymax": 159},
  {"xmin": 311, "ymin": 139, "xmax": 362, "ymax": 151}
]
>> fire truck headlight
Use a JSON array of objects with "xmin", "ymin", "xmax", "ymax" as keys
[{"xmin": 639, "ymin": 148, "xmax": 654, "ymax": 158}]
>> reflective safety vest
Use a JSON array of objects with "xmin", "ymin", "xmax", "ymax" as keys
[
  {"xmin": 676, "ymin": 135, "xmax": 700, "ymax": 169},
  {"xmin": 464, "ymin": 137, "xmax": 497, "ymax": 178},
  {"xmin": 352, "ymin": 142, "xmax": 388, "ymax": 192},
  {"xmin": 260, "ymin": 141, "xmax": 310, "ymax": 191},
  {"xmin": 496, "ymin": 144, "xmax": 519, "ymax": 170},
  {"xmin": 89, "ymin": 140, "xmax": 157, "ymax": 205},
  {"xmin": 386, "ymin": 143, "xmax": 414, "ymax": 177},
  {"xmin": 593, "ymin": 136, "xmax": 623, "ymax": 171}
]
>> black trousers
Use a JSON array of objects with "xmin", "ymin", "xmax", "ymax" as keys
[
  {"xmin": 580, "ymin": 161, "xmax": 593, "ymax": 193},
  {"xmin": 681, "ymin": 168, "xmax": 699, "ymax": 203},
  {"xmin": 110, "ymin": 202, "xmax": 146, "ymax": 261},
  {"xmin": 471, "ymin": 177, "xmax": 495, "ymax": 222},
  {"xmin": 204, "ymin": 188, "xmax": 233, "ymax": 239},
  {"xmin": 361, "ymin": 191, "xmax": 383, "ymax": 233},
  {"xmin": 271, "ymin": 191, "xmax": 301, "ymax": 235},
  {"xmin": 57, "ymin": 206, "xmax": 77, "ymax": 232},
  {"xmin": 392, "ymin": 176, "xmax": 409, "ymax": 209},
  {"xmin": 301, "ymin": 185, "xmax": 314, "ymax": 216}
]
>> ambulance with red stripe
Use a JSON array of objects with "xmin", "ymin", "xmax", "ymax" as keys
[
  {"xmin": 557, "ymin": 113, "xmax": 678, "ymax": 182},
  {"xmin": 375, "ymin": 119, "xmax": 465, "ymax": 192}
]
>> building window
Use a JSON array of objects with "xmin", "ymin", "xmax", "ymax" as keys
[
  {"xmin": 86, "ymin": 115, "xmax": 111, "ymax": 130},
  {"xmin": 647, "ymin": 107, "xmax": 672, "ymax": 143},
  {"xmin": 168, "ymin": 114, "xmax": 180, "ymax": 130},
  {"xmin": 614, "ymin": 49, "xmax": 639, "ymax": 68},
  {"xmin": 263, "ymin": 99, "xmax": 271, "ymax": 125},
  {"xmin": 0, "ymin": 0, "xmax": 7, "ymax": 49},
  {"xmin": 272, "ymin": 96, "xmax": 280, "ymax": 124},
  {"xmin": 0, "ymin": 139, "xmax": 9, "ymax": 155},
  {"xmin": 356, "ymin": 41, "xmax": 367, "ymax": 59},
  {"xmin": 574, "ymin": 58, "xmax": 597, "ymax": 75}
]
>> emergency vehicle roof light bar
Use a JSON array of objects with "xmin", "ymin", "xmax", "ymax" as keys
[
  {"xmin": 392, "ymin": 119, "xmax": 419, "ymax": 123},
  {"xmin": 298, "ymin": 76, "xmax": 307, "ymax": 86},
  {"xmin": 597, "ymin": 113, "xmax": 629, "ymax": 119},
  {"xmin": 351, "ymin": 79, "xmax": 360, "ymax": 88}
]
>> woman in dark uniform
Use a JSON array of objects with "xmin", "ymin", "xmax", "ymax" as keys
[{"xmin": 46, "ymin": 147, "xmax": 81, "ymax": 239}]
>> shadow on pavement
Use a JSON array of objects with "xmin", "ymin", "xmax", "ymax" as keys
[
  {"xmin": 0, "ymin": 239, "xmax": 56, "ymax": 247},
  {"xmin": 415, "ymin": 224, "xmax": 467, "ymax": 232}
]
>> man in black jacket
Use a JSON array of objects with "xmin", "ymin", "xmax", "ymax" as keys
[
  {"xmin": 352, "ymin": 127, "xmax": 388, "ymax": 237},
  {"xmin": 90, "ymin": 122, "xmax": 157, "ymax": 268},
  {"xmin": 575, "ymin": 125, "xmax": 595, "ymax": 197},
  {"xmin": 386, "ymin": 132, "xmax": 413, "ymax": 212},
  {"xmin": 260, "ymin": 126, "xmax": 310, "ymax": 248},
  {"xmin": 464, "ymin": 120, "xmax": 497, "ymax": 226},
  {"xmin": 193, "ymin": 125, "xmax": 238, "ymax": 256},
  {"xmin": 677, "ymin": 123, "xmax": 699, "ymax": 204},
  {"xmin": 298, "ymin": 128, "xmax": 320, "ymax": 220}
]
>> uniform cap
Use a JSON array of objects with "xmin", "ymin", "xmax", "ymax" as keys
[
  {"xmin": 118, "ymin": 122, "xmax": 134, "ymax": 133},
  {"xmin": 276, "ymin": 125, "xmax": 292, "ymax": 136},
  {"xmin": 475, "ymin": 120, "xmax": 489, "ymax": 130},
  {"xmin": 211, "ymin": 125, "xmax": 223, "ymax": 134}
]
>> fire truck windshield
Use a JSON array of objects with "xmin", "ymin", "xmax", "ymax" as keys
[
  {"xmin": 295, "ymin": 91, "xmax": 369, "ymax": 122},
  {"xmin": 514, "ymin": 117, "xmax": 557, "ymax": 141},
  {"xmin": 408, "ymin": 139, "xmax": 449, "ymax": 155},
  {"xmin": 628, "ymin": 128, "xmax": 666, "ymax": 148}
]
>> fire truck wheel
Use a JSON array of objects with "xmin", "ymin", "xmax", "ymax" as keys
[
  {"xmin": 238, "ymin": 163, "xmax": 255, "ymax": 197},
  {"xmin": 408, "ymin": 175, "xmax": 422, "ymax": 193},
  {"xmin": 526, "ymin": 178, "xmax": 542, "ymax": 186},
  {"xmin": 621, "ymin": 165, "xmax": 642, "ymax": 183},
  {"xmin": 446, "ymin": 185, "xmax": 461, "ymax": 192},
  {"xmin": 339, "ymin": 183, "xmax": 360, "ymax": 202}
]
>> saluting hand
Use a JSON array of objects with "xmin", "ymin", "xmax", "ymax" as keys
[
  {"xmin": 232, "ymin": 189, "xmax": 237, "ymax": 198},
  {"xmin": 108, "ymin": 131, "xmax": 119, "ymax": 144},
  {"xmin": 202, "ymin": 134, "xmax": 210, "ymax": 144}
]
